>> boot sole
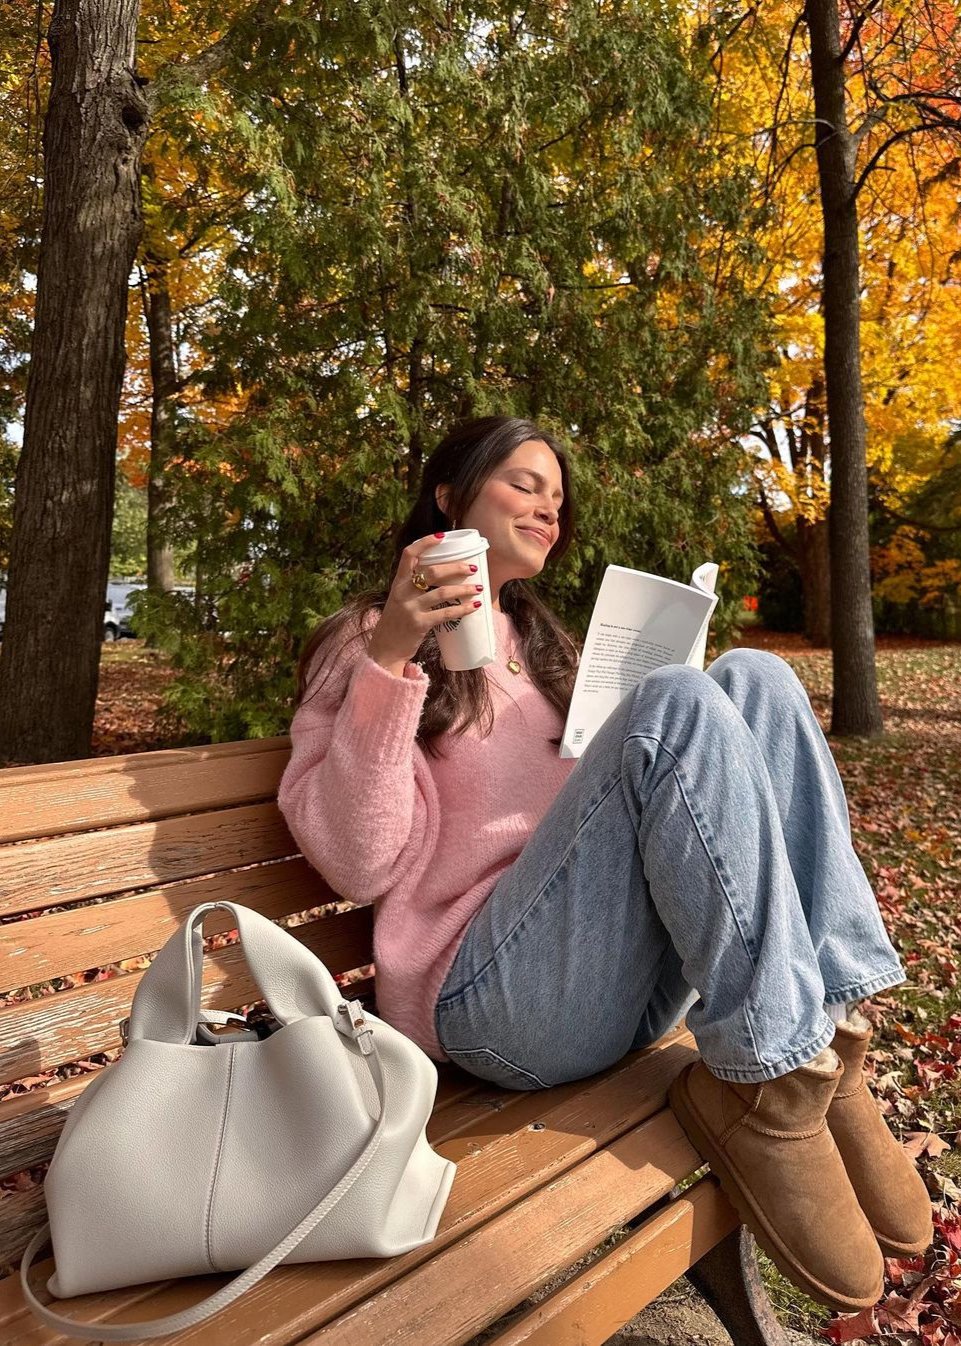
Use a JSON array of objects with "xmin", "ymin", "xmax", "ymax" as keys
[
  {"xmin": 876, "ymin": 1231, "xmax": 934, "ymax": 1259},
  {"xmin": 668, "ymin": 1063, "xmax": 883, "ymax": 1313}
]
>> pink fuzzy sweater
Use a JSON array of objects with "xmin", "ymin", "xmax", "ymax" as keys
[{"xmin": 277, "ymin": 606, "xmax": 577, "ymax": 1062}]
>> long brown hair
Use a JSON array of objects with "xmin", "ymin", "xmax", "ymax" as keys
[{"xmin": 294, "ymin": 415, "xmax": 581, "ymax": 757}]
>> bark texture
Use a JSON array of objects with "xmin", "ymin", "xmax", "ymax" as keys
[
  {"xmin": 0, "ymin": 0, "xmax": 147, "ymax": 763},
  {"xmin": 806, "ymin": 0, "xmax": 883, "ymax": 735}
]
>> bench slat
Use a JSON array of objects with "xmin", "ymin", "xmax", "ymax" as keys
[
  {"xmin": 0, "ymin": 740, "xmax": 291, "ymax": 844},
  {"xmin": 305, "ymin": 1107, "xmax": 701, "ymax": 1346},
  {"xmin": 0, "ymin": 803, "xmax": 298, "ymax": 919},
  {"xmin": 483, "ymin": 1176, "xmax": 736, "ymax": 1346},
  {"xmin": 1, "ymin": 1029, "xmax": 698, "ymax": 1345},
  {"xmin": 0, "ymin": 912, "xmax": 373, "ymax": 1085},
  {"xmin": 0, "ymin": 859, "xmax": 341, "ymax": 993},
  {"xmin": 0, "ymin": 1078, "xmax": 88, "ymax": 1178},
  {"xmin": 0, "ymin": 1190, "xmax": 46, "ymax": 1284}
]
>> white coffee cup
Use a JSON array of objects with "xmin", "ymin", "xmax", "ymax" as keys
[{"xmin": 418, "ymin": 529, "xmax": 496, "ymax": 670}]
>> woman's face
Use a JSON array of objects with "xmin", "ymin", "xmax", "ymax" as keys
[{"xmin": 437, "ymin": 440, "xmax": 564, "ymax": 611}]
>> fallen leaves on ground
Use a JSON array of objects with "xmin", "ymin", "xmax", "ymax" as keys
[
  {"xmin": 734, "ymin": 632, "xmax": 961, "ymax": 1346},
  {"xmin": 90, "ymin": 640, "xmax": 184, "ymax": 755}
]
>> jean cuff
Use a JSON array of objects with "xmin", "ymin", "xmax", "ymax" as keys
[
  {"xmin": 823, "ymin": 963, "xmax": 906, "ymax": 1004},
  {"xmin": 702, "ymin": 1011, "xmax": 837, "ymax": 1085}
]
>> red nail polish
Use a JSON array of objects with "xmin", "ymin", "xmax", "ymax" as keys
[
  {"xmin": 469, "ymin": 564, "xmax": 478, "ymax": 572},
  {"xmin": 472, "ymin": 600, "xmax": 482, "ymax": 608},
  {"xmin": 435, "ymin": 532, "xmax": 445, "ymax": 539}
]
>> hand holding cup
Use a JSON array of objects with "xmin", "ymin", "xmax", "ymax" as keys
[{"xmin": 367, "ymin": 533, "xmax": 487, "ymax": 673}]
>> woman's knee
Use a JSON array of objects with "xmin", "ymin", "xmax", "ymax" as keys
[
  {"xmin": 635, "ymin": 661, "xmax": 728, "ymax": 708},
  {"xmin": 708, "ymin": 646, "xmax": 803, "ymax": 697},
  {"xmin": 628, "ymin": 662, "xmax": 739, "ymax": 737},
  {"xmin": 623, "ymin": 662, "xmax": 751, "ymax": 789}
]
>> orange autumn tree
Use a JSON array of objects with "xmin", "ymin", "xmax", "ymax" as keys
[
  {"xmin": 117, "ymin": 0, "xmax": 281, "ymax": 601},
  {"xmin": 708, "ymin": 0, "xmax": 961, "ymax": 705},
  {"xmin": 0, "ymin": 0, "xmax": 290, "ymax": 761}
]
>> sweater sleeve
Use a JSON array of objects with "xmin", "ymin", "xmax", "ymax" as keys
[{"xmin": 277, "ymin": 617, "xmax": 437, "ymax": 905}]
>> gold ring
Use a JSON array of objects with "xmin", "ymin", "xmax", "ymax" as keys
[{"xmin": 411, "ymin": 570, "xmax": 430, "ymax": 591}]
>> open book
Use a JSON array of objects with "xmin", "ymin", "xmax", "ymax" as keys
[{"xmin": 559, "ymin": 562, "xmax": 719, "ymax": 759}]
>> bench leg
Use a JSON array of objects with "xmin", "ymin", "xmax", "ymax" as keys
[{"xmin": 685, "ymin": 1226, "xmax": 789, "ymax": 1346}]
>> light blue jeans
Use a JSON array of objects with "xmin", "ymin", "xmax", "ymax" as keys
[{"xmin": 434, "ymin": 649, "xmax": 906, "ymax": 1089}]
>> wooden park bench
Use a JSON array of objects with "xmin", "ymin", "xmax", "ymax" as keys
[{"xmin": 0, "ymin": 737, "xmax": 789, "ymax": 1345}]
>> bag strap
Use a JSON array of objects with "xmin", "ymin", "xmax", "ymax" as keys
[{"xmin": 20, "ymin": 1010, "xmax": 386, "ymax": 1342}]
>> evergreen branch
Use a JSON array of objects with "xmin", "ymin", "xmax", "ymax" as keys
[
  {"xmin": 176, "ymin": 198, "xmax": 251, "ymax": 258},
  {"xmin": 531, "ymin": 104, "xmax": 617, "ymax": 157},
  {"xmin": 144, "ymin": 0, "xmax": 280, "ymax": 115},
  {"xmin": 555, "ymin": 280, "xmax": 637, "ymax": 291}
]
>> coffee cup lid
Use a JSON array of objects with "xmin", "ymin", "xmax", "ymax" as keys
[{"xmin": 420, "ymin": 529, "xmax": 490, "ymax": 564}]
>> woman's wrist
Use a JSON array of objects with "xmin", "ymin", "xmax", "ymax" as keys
[
  {"xmin": 366, "ymin": 639, "xmax": 410, "ymax": 679},
  {"xmin": 374, "ymin": 657, "xmax": 409, "ymax": 678}
]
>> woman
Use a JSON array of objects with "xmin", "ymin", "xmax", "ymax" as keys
[{"xmin": 278, "ymin": 414, "xmax": 932, "ymax": 1313}]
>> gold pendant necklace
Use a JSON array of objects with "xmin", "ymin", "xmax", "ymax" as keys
[{"xmin": 495, "ymin": 602, "xmax": 521, "ymax": 672}]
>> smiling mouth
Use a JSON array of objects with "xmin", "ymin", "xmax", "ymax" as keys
[{"xmin": 518, "ymin": 527, "xmax": 551, "ymax": 547}]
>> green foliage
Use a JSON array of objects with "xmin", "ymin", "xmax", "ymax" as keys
[
  {"xmin": 131, "ymin": 1, "xmax": 776, "ymax": 741},
  {"xmin": 110, "ymin": 475, "xmax": 149, "ymax": 577}
]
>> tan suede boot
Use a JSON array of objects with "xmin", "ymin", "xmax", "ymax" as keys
[
  {"xmin": 668, "ymin": 1047, "xmax": 884, "ymax": 1312},
  {"xmin": 828, "ymin": 1008, "xmax": 934, "ymax": 1257}
]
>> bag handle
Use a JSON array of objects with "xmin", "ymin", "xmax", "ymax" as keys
[
  {"xmin": 127, "ymin": 902, "xmax": 346, "ymax": 1046},
  {"xmin": 20, "ymin": 1006, "xmax": 385, "ymax": 1342}
]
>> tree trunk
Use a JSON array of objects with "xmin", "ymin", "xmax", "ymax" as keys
[
  {"xmin": 0, "ymin": 0, "xmax": 147, "ymax": 764},
  {"xmin": 798, "ymin": 515, "xmax": 832, "ymax": 645},
  {"xmin": 806, "ymin": 0, "xmax": 883, "ymax": 735},
  {"xmin": 798, "ymin": 377, "xmax": 831, "ymax": 646},
  {"xmin": 143, "ymin": 252, "xmax": 178, "ymax": 632}
]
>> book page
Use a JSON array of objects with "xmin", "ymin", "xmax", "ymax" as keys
[
  {"xmin": 685, "ymin": 562, "xmax": 720, "ymax": 671},
  {"xmin": 559, "ymin": 563, "xmax": 718, "ymax": 759}
]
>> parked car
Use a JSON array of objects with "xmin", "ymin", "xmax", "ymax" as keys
[
  {"xmin": 107, "ymin": 580, "xmax": 198, "ymax": 639},
  {"xmin": 106, "ymin": 581, "xmax": 146, "ymax": 638},
  {"xmin": 102, "ymin": 599, "xmax": 136, "ymax": 641},
  {"xmin": 1, "ymin": 589, "xmax": 123, "ymax": 642},
  {"xmin": 0, "ymin": 581, "xmax": 198, "ymax": 642}
]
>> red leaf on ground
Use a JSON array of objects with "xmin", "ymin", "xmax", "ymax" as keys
[
  {"xmin": 902, "ymin": 1130, "xmax": 952, "ymax": 1159},
  {"xmin": 937, "ymin": 1210, "xmax": 961, "ymax": 1252},
  {"xmin": 824, "ymin": 1307, "xmax": 880, "ymax": 1341}
]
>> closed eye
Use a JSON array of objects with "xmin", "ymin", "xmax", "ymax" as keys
[{"xmin": 513, "ymin": 485, "xmax": 532, "ymax": 494}]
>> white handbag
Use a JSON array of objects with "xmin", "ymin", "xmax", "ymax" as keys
[{"xmin": 20, "ymin": 901, "xmax": 457, "ymax": 1341}]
